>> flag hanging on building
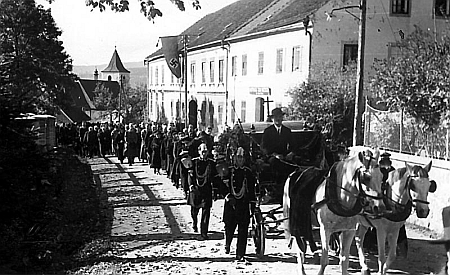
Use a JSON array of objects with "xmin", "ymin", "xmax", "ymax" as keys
[{"xmin": 161, "ymin": 36, "xmax": 181, "ymax": 79}]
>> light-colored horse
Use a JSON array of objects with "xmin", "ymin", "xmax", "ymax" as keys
[
  {"xmin": 355, "ymin": 161, "xmax": 436, "ymax": 275},
  {"xmin": 284, "ymin": 147, "xmax": 385, "ymax": 275}
]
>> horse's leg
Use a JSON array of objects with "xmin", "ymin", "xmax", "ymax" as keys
[
  {"xmin": 318, "ymin": 227, "xmax": 330, "ymax": 275},
  {"xmin": 355, "ymin": 223, "xmax": 371, "ymax": 275},
  {"xmin": 376, "ymin": 226, "xmax": 388, "ymax": 274},
  {"xmin": 293, "ymin": 237, "xmax": 307, "ymax": 275},
  {"xmin": 383, "ymin": 229, "xmax": 400, "ymax": 275},
  {"xmin": 307, "ymin": 227, "xmax": 321, "ymax": 264},
  {"xmin": 339, "ymin": 230, "xmax": 356, "ymax": 275}
]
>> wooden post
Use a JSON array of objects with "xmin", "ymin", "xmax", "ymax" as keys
[{"xmin": 352, "ymin": 0, "xmax": 366, "ymax": 146}]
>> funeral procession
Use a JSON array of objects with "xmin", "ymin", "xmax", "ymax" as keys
[{"xmin": 4, "ymin": 0, "xmax": 450, "ymax": 274}]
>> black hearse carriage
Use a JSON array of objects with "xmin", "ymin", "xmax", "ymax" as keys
[{"xmin": 234, "ymin": 121, "xmax": 328, "ymax": 257}]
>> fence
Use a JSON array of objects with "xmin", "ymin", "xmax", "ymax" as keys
[{"xmin": 364, "ymin": 102, "xmax": 450, "ymax": 160}]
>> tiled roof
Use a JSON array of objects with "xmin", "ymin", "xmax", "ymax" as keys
[
  {"xmin": 146, "ymin": 0, "xmax": 330, "ymax": 61},
  {"xmin": 66, "ymin": 79, "xmax": 120, "ymax": 109},
  {"xmin": 57, "ymin": 106, "xmax": 91, "ymax": 123},
  {"xmin": 102, "ymin": 49, "xmax": 130, "ymax": 73},
  {"xmin": 249, "ymin": 0, "xmax": 330, "ymax": 33},
  {"xmin": 79, "ymin": 79, "xmax": 120, "ymax": 101}
]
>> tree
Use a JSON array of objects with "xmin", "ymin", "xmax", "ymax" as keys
[
  {"xmin": 121, "ymin": 83, "xmax": 147, "ymax": 124},
  {"xmin": 92, "ymin": 83, "xmax": 118, "ymax": 122},
  {"xmin": 83, "ymin": 0, "xmax": 201, "ymax": 21},
  {"xmin": 0, "ymin": 0, "xmax": 76, "ymax": 127},
  {"xmin": 287, "ymin": 61, "xmax": 356, "ymax": 146},
  {"xmin": 368, "ymin": 26, "xmax": 450, "ymax": 130}
]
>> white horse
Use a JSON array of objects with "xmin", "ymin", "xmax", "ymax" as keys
[
  {"xmin": 355, "ymin": 161, "xmax": 436, "ymax": 275},
  {"xmin": 284, "ymin": 147, "xmax": 385, "ymax": 275}
]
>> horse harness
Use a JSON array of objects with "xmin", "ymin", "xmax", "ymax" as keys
[{"xmin": 312, "ymin": 154, "xmax": 384, "ymax": 217}]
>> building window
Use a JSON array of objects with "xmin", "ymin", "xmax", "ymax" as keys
[
  {"xmin": 150, "ymin": 67, "xmax": 153, "ymax": 85},
  {"xmin": 210, "ymin": 60, "xmax": 215, "ymax": 82},
  {"xmin": 218, "ymin": 104, "xmax": 223, "ymax": 125},
  {"xmin": 171, "ymin": 101, "xmax": 174, "ymax": 118},
  {"xmin": 241, "ymin": 101, "xmax": 246, "ymax": 123},
  {"xmin": 343, "ymin": 44, "xmax": 358, "ymax": 67},
  {"xmin": 391, "ymin": 0, "xmax": 410, "ymax": 15},
  {"xmin": 219, "ymin": 59, "xmax": 224, "ymax": 83},
  {"xmin": 150, "ymin": 91, "xmax": 153, "ymax": 113},
  {"xmin": 231, "ymin": 56, "xmax": 237, "ymax": 76},
  {"xmin": 190, "ymin": 62, "xmax": 196, "ymax": 84},
  {"xmin": 258, "ymin": 52, "xmax": 264, "ymax": 75},
  {"xmin": 436, "ymin": 0, "xmax": 450, "ymax": 16},
  {"xmin": 242, "ymin": 54, "xmax": 247, "ymax": 76},
  {"xmin": 276, "ymin": 49, "xmax": 283, "ymax": 73},
  {"xmin": 201, "ymin": 61, "xmax": 206, "ymax": 83},
  {"xmin": 292, "ymin": 46, "xmax": 302, "ymax": 71},
  {"xmin": 171, "ymin": 69, "xmax": 174, "ymax": 84},
  {"xmin": 161, "ymin": 65, "xmax": 165, "ymax": 84},
  {"xmin": 155, "ymin": 67, "xmax": 159, "ymax": 85},
  {"xmin": 231, "ymin": 100, "xmax": 235, "ymax": 124}
]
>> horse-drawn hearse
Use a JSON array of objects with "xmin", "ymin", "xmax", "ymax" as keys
[
  {"xmin": 214, "ymin": 121, "xmax": 438, "ymax": 275},
  {"xmin": 215, "ymin": 121, "xmax": 332, "ymax": 257}
]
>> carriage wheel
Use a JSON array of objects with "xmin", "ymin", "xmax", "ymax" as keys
[{"xmin": 251, "ymin": 209, "xmax": 266, "ymax": 257}]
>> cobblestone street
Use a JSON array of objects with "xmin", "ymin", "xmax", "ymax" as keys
[{"xmin": 74, "ymin": 156, "xmax": 448, "ymax": 275}]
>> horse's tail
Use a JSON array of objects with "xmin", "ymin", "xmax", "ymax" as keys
[{"xmin": 287, "ymin": 167, "xmax": 327, "ymax": 252}]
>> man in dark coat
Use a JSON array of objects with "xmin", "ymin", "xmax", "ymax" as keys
[
  {"xmin": 261, "ymin": 107, "xmax": 295, "ymax": 159},
  {"xmin": 222, "ymin": 147, "xmax": 256, "ymax": 261},
  {"xmin": 188, "ymin": 143, "xmax": 217, "ymax": 240},
  {"xmin": 260, "ymin": 107, "xmax": 296, "ymax": 199}
]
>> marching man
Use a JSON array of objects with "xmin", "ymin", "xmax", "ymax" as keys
[
  {"xmin": 188, "ymin": 143, "xmax": 217, "ymax": 240},
  {"xmin": 222, "ymin": 147, "xmax": 256, "ymax": 262}
]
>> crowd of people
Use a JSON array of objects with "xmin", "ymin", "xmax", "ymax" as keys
[{"xmin": 53, "ymin": 108, "xmax": 309, "ymax": 262}]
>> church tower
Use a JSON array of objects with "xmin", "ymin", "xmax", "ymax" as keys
[{"xmin": 101, "ymin": 47, "xmax": 130, "ymax": 88}]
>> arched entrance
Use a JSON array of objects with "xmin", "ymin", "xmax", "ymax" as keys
[
  {"xmin": 255, "ymin": 97, "xmax": 265, "ymax": 122},
  {"xmin": 189, "ymin": 100, "xmax": 198, "ymax": 128}
]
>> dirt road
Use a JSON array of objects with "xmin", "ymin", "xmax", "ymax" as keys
[{"xmin": 73, "ymin": 156, "xmax": 449, "ymax": 275}]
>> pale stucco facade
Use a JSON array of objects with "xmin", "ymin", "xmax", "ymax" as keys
[{"xmin": 145, "ymin": 0, "xmax": 450, "ymax": 131}]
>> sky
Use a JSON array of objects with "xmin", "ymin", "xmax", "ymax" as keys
[{"xmin": 36, "ymin": 0, "xmax": 239, "ymax": 66}]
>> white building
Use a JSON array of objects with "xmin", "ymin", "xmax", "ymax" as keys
[{"xmin": 144, "ymin": 0, "xmax": 450, "ymax": 131}]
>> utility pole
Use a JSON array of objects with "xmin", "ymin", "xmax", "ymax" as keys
[
  {"xmin": 183, "ymin": 35, "xmax": 188, "ymax": 129},
  {"xmin": 119, "ymin": 75, "xmax": 123, "ymax": 123},
  {"xmin": 353, "ymin": 0, "xmax": 367, "ymax": 146}
]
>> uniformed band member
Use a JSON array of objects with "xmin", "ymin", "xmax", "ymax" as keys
[
  {"xmin": 222, "ymin": 147, "xmax": 256, "ymax": 261},
  {"xmin": 188, "ymin": 143, "xmax": 217, "ymax": 240}
]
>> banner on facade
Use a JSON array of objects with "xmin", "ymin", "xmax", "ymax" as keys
[{"xmin": 161, "ymin": 36, "xmax": 182, "ymax": 79}]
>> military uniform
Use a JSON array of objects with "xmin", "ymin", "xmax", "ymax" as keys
[
  {"xmin": 188, "ymin": 156, "xmax": 217, "ymax": 239},
  {"xmin": 223, "ymin": 165, "xmax": 256, "ymax": 260}
]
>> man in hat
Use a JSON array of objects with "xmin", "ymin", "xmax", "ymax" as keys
[
  {"xmin": 261, "ymin": 107, "xmax": 295, "ymax": 199},
  {"xmin": 188, "ymin": 143, "xmax": 217, "ymax": 240},
  {"xmin": 429, "ymin": 206, "xmax": 450, "ymax": 274},
  {"xmin": 261, "ymin": 107, "xmax": 295, "ymax": 160},
  {"xmin": 221, "ymin": 147, "xmax": 256, "ymax": 262}
]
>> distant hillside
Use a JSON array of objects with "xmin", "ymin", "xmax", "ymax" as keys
[{"xmin": 73, "ymin": 62, "xmax": 147, "ymax": 87}]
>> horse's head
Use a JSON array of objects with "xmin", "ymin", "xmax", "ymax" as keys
[
  {"xmin": 356, "ymin": 148, "xmax": 385, "ymax": 215},
  {"xmin": 405, "ymin": 161, "xmax": 436, "ymax": 218}
]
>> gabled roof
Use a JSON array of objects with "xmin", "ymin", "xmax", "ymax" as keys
[
  {"xmin": 145, "ymin": 0, "xmax": 331, "ymax": 61},
  {"xmin": 79, "ymin": 79, "xmax": 120, "ymax": 101},
  {"xmin": 57, "ymin": 106, "xmax": 91, "ymax": 124},
  {"xmin": 65, "ymin": 79, "xmax": 120, "ymax": 110},
  {"xmin": 102, "ymin": 49, "xmax": 130, "ymax": 73}
]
